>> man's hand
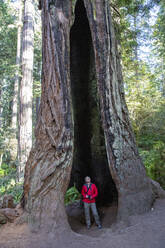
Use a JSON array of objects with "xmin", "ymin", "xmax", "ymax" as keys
[{"xmin": 86, "ymin": 195, "xmax": 92, "ymax": 199}]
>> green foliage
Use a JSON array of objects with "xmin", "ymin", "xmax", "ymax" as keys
[
  {"xmin": 33, "ymin": 30, "xmax": 42, "ymax": 98},
  {"xmin": 0, "ymin": 1, "xmax": 17, "ymax": 80},
  {"xmin": 134, "ymin": 102, "xmax": 165, "ymax": 188},
  {"xmin": 0, "ymin": 127, "xmax": 15, "ymax": 155},
  {"xmin": 116, "ymin": 0, "xmax": 165, "ymax": 188},
  {"xmin": 64, "ymin": 185, "xmax": 81, "ymax": 206},
  {"xmin": 140, "ymin": 141, "xmax": 165, "ymax": 186},
  {"xmin": 152, "ymin": 1, "xmax": 165, "ymax": 95},
  {"xmin": 0, "ymin": 163, "xmax": 23, "ymax": 204},
  {"xmin": 32, "ymin": 13, "xmax": 42, "ymax": 136},
  {"xmin": 0, "ymin": 1, "xmax": 42, "ymax": 203},
  {"xmin": 126, "ymin": 75, "xmax": 165, "ymax": 188},
  {"xmin": 0, "ymin": 1, "xmax": 17, "ymax": 133}
]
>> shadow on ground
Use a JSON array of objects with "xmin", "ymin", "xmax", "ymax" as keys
[{"xmin": 66, "ymin": 200, "xmax": 118, "ymax": 237}]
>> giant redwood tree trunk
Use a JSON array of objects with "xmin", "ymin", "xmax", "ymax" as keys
[
  {"xmin": 23, "ymin": 0, "xmax": 73, "ymax": 231},
  {"xmin": 22, "ymin": 0, "xmax": 156, "ymax": 231},
  {"xmin": 83, "ymin": 1, "xmax": 153, "ymax": 219}
]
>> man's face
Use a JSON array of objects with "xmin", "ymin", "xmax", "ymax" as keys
[{"xmin": 85, "ymin": 177, "xmax": 91, "ymax": 183}]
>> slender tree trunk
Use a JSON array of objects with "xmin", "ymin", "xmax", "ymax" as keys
[
  {"xmin": 0, "ymin": 87, "xmax": 3, "ymax": 168},
  {"xmin": 133, "ymin": 14, "xmax": 140, "ymax": 95},
  {"xmin": 22, "ymin": 0, "xmax": 160, "ymax": 232},
  {"xmin": 11, "ymin": 0, "xmax": 23, "ymax": 130},
  {"xmin": 18, "ymin": 0, "xmax": 35, "ymax": 180},
  {"xmin": 0, "ymin": 153, "xmax": 3, "ymax": 168},
  {"xmin": 161, "ymin": 57, "xmax": 165, "ymax": 96},
  {"xmin": 10, "ymin": 0, "xmax": 23, "ymax": 161},
  {"xmin": 35, "ymin": 96, "xmax": 40, "ymax": 122},
  {"xmin": 0, "ymin": 87, "xmax": 2, "ymax": 128}
]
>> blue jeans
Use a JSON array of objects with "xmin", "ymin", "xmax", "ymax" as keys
[{"xmin": 83, "ymin": 202, "xmax": 100, "ymax": 226}]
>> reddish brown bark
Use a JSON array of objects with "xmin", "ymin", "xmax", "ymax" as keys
[
  {"xmin": 23, "ymin": 0, "xmax": 73, "ymax": 231},
  {"xmin": 22, "ymin": 0, "xmax": 163, "ymax": 232},
  {"xmin": 83, "ymin": 0, "xmax": 154, "ymax": 220}
]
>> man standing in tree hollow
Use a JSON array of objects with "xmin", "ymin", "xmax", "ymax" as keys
[{"xmin": 81, "ymin": 176, "xmax": 102, "ymax": 229}]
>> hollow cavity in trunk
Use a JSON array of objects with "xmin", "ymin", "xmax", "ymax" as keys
[{"xmin": 69, "ymin": 0, "xmax": 118, "ymax": 206}]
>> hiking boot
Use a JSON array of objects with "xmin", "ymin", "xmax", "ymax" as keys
[
  {"xmin": 87, "ymin": 225, "xmax": 91, "ymax": 229},
  {"xmin": 98, "ymin": 224, "xmax": 102, "ymax": 229}
]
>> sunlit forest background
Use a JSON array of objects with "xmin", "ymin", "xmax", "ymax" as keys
[{"xmin": 0, "ymin": 0, "xmax": 165, "ymax": 204}]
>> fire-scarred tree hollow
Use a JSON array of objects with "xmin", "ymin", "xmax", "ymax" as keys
[
  {"xmin": 69, "ymin": 0, "xmax": 117, "ymax": 205},
  {"xmin": 22, "ymin": 0, "xmax": 164, "ymax": 232}
]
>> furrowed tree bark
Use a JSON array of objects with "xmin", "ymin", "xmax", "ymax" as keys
[
  {"xmin": 83, "ymin": 0, "xmax": 154, "ymax": 220},
  {"xmin": 22, "ymin": 0, "xmax": 161, "ymax": 232},
  {"xmin": 12, "ymin": 0, "xmax": 23, "ymax": 130},
  {"xmin": 22, "ymin": 0, "xmax": 73, "ymax": 231},
  {"xmin": 18, "ymin": 0, "xmax": 34, "ymax": 180},
  {"xmin": 11, "ymin": 0, "xmax": 23, "ymax": 161}
]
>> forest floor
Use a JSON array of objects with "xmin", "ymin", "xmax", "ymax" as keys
[{"xmin": 0, "ymin": 198, "xmax": 165, "ymax": 248}]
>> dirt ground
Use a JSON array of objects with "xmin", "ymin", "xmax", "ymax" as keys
[
  {"xmin": 66, "ymin": 200, "xmax": 118, "ymax": 237},
  {"xmin": 0, "ymin": 198, "xmax": 165, "ymax": 248}
]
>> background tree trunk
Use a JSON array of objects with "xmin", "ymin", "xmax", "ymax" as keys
[
  {"xmin": 0, "ymin": 87, "xmax": 2, "ymax": 128},
  {"xmin": 12, "ymin": 0, "xmax": 23, "ymax": 131},
  {"xmin": 18, "ymin": 0, "xmax": 35, "ymax": 180},
  {"xmin": 35, "ymin": 96, "xmax": 40, "ymax": 122},
  {"xmin": 10, "ymin": 0, "xmax": 23, "ymax": 161},
  {"xmin": 0, "ymin": 87, "xmax": 2, "ymax": 168},
  {"xmin": 23, "ymin": 0, "xmax": 157, "ymax": 231}
]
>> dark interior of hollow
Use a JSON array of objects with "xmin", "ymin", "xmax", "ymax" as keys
[{"xmin": 69, "ymin": 0, "xmax": 118, "ymax": 206}]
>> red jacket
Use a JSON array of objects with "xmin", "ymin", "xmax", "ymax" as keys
[{"xmin": 81, "ymin": 183, "xmax": 98, "ymax": 203}]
